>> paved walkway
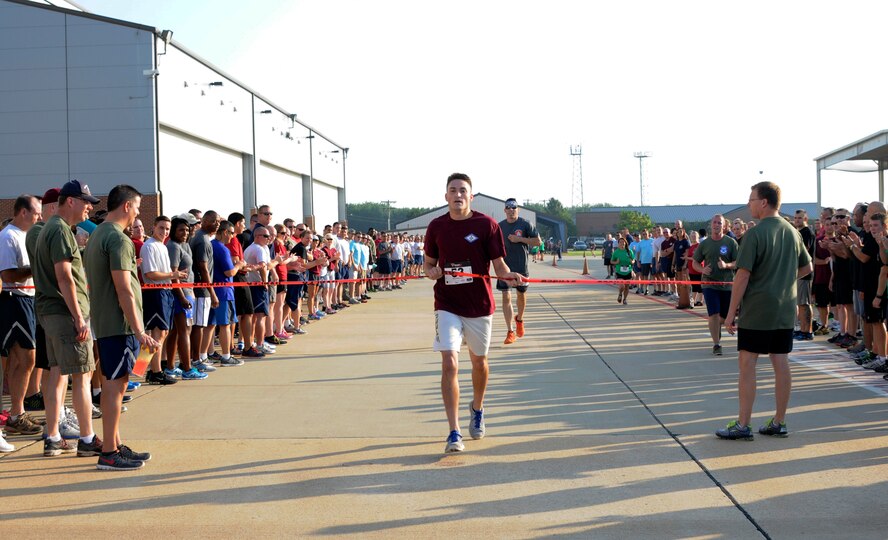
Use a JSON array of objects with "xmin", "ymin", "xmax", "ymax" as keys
[{"xmin": 2, "ymin": 256, "xmax": 887, "ymax": 538}]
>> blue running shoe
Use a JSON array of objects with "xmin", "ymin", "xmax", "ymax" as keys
[
  {"xmin": 163, "ymin": 367, "xmax": 183, "ymax": 379},
  {"xmin": 468, "ymin": 403, "xmax": 485, "ymax": 440},
  {"xmin": 444, "ymin": 430, "xmax": 464, "ymax": 453},
  {"xmin": 181, "ymin": 368, "xmax": 208, "ymax": 380},
  {"xmin": 715, "ymin": 420, "xmax": 754, "ymax": 441},
  {"xmin": 126, "ymin": 381, "xmax": 139, "ymax": 392}
]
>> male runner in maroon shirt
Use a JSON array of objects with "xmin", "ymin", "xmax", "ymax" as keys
[{"xmin": 424, "ymin": 173, "xmax": 524, "ymax": 453}]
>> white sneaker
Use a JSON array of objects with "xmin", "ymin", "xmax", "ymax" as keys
[
  {"xmin": 260, "ymin": 343, "xmax": 276, "ymax": 354},
  {"xmin": 0, "ymin": 434, "xmax": 14, "ymax": 453}
]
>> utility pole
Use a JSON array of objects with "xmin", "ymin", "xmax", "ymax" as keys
[
  {"xmin": 381, "ymin": 200, "xmax": 397, "ymax": 231},
  {"xmin": 633, "ymin": 151, "xmax": 651, "ymax": 206}
]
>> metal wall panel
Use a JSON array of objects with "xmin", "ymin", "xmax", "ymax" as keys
[
  {"xmin": 313, "ymin": 181, "xmax": 341, "ymax": 227},
  {"xmin": 257, "ymin": 162, "xmax": 304, "ymax": 224},
  {"xmin": 158, "ymin": 129, "xmax": 244, "ymax": 216}
]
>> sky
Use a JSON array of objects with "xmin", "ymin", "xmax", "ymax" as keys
[{"xmin": 76, "ymin": 0, "xmax": 888, "ymax": 209}]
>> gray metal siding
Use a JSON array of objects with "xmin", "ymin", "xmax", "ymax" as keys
[{"xmin": 0, "ymin": 1, "xmax": 157, "ymax": 196}]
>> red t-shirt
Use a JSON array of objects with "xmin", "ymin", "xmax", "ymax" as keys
[
  {"xmin": 225, "ymin": 237, "xmax": 246, "ymax": 275},
  {"xmin": 321, "ymin": 246, "xmax": 338, "ymax": 272},
  {"xmin": 687, "ymin": 243, "xmax": 702, "ymax": 276},
  {"xmin": 274, "ymin": 241, "xmax": 288, "ymax": 281},
  {"xmin": 424, "ymin": 210, "xmax": 506, "ymax": 318}
]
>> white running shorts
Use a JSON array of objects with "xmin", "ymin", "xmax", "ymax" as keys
[{"xmin": 433, "ymin": 310, "xmax": 492, "ymax": 357}]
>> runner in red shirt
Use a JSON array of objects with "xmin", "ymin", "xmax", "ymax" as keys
[{"xmin": 423, "ymin": 173, "xmax": 524, "ymax": 454}]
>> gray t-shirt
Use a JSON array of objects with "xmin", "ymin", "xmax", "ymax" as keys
[
  {"xmin": 498, "ymin": 217, "xmax": 537, "ymax": 276},
  {"xmin": 168, "ymin": 240, "xmax": 194, "ymax": 298},
  {"xmin": 189, "ymin": 229, "xmax": 213, "ymax": 298}
]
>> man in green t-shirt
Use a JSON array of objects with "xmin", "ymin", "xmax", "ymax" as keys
[
  {"xmin": 84, "ymin": 184, "xmax": 159, "ymax": 471},
  {"xmin": 33, "ymin": 180, "xmax": 103, "ymax": 457},
  {"xmin": 719, "ymin": 182, "xmax": 812, "ymax": 441},
  {"xmin": 692, "ymin": 215, "xmax": 738, "ymax": 356}
]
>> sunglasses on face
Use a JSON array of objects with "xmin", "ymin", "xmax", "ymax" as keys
[
  {"xmin": 261, "ymin": 212, "xmax": 273, "ymax": 216},
  {"xmin": 259, "ymin": 234, "xmax": 271, "ymax": 238},
  {"xmin": 835, "ymin": 215, "xmax": 848, "ymax": 219}
]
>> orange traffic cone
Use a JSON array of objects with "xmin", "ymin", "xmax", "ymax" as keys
[
  {"xmin": 552, "ymin": 254, "xmax": 557, "ymax": 267},
  {"xmin": 581, "ymin": 257, "xmax": 590, "ymax": 275}
]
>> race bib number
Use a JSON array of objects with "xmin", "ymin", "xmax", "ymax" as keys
[
  {"xmin": 445, "ymin": 261, "xmax": 473, "ymax": 285},
  {"xmin": 619, "ymin": 265, "xmax": 630, "ymax": 273}
]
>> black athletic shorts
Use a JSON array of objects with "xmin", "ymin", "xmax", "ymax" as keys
[
  {"xmin": 737, "ymin": 328, "xmax": 793, "ymax": 355},
  {"xmin": 812, "ymin": 283, "xmax": 833, "ymax": 309}
]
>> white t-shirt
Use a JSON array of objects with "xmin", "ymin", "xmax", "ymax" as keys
[
  {"xmin": 0, "ymin": 223, "xmax": 34, "ymax": 297},
  {"xmin": 412, "ymin": 241, "xmax": 424, "ymax": 256},
  {"xmin": 140, "ymin": 237, "xmax": 172, "ymax": 285},
  {"xmin": 244, "ymin": 243, "xmax": 271, "ymax": 282},
  {"xmin": 652, "ymin": 236, "xmax": 665, "ymax": 258},
  {"xmin": 392, "ymin": 242, "xmax": 403, "ymax": 261},
  {"xmin": 337, "ymin": 237, "xmax": 350, "ymax": 265}
]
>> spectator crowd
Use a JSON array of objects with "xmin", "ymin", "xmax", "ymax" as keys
[{"xmin": 0, "ymin": 182, "xmax": 425, "ymax": 470}]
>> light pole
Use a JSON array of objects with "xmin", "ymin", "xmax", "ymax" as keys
[
  {"xmin": 634, "ymin": 151, "xmax": 651, "ymax": 206},
  {"xmin": 381, "ymin": 200, "xmax": 396, "ymax": 231}
]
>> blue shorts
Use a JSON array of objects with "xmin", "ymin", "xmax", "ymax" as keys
[
  {"xmin": 0, "ymin": 292, "xmax": 36, "ymax": 352},
  {"xmin": 250, "ymin": 286, "xmax": 269, "ymax": 315},
  {"xmin": 172, "ymin": 294, "xmax": 195, "ymax": 319},
  {"xmin": 97, "ymin": 334, "xmax": 139, "ymax": 380},
  {"xmin": 286, "ymin": 272, "xmax": 305, "ymax": 310},
  {"xmin": 413, "ymin": 254, "xmax": 423, "ymax": 265},
  {"xmin": 208, "ymin": 299, "xmax": 237, "ymax": 326},
  {"xmin": 392, "ymin": 260, "xmax": 402, "ymax": 273},
  {"xmin": 702, "ymin": 288, "xmax": 732, "ymax": 319},
  {"xmin": 143, "ymin": 289, "xmax": 174, "ymax": 331}
]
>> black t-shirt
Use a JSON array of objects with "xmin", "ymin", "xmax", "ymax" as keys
[
  {"xmin": 862, "ymin": 231, "xmax": 880, "ymax": 295},
  {"xmin": 498, "ymin": 217, "xmax": 537, "ymax": 276},
  {"xmin": 289, "ymin": 242, "xmax": 309, "ymax": 278},
  {"xmin": 673, "ymin": 239, "xmax": 691, "ymax": 269},
  {"xmin": 799, "ymin": 226, "xmax": 815, "ymax": 281}
]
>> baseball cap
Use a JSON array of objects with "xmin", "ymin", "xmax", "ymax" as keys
[
  {"xmin": 505, "ymin": 198, "xmax": 518, "ymax": 209},
  {"xmin": 324, "ymin": 233, "xmax": 335, "ymax": 240},
  {"xmin": 42, "ymin": 188, "xmax": 60, "ymax": 205},
  {"xmin": 312, "ymin": 235, "xmax": 320, "ymax": 241},
  {"xmin": 59, "ymin": 180, "xmax": 100, "ymax": 204},
  {"xmin": 175, "ymin": 212, "xmax": 200, "ymax": 226}
]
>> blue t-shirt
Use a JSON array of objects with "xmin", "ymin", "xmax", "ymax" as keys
[
  {"xmin": 211, "ymin": 239, "xmax": 235, "ymax": 302},
  {"xmin": 636, "ymin": 238, "xmax": 655, "ymax": 264}
]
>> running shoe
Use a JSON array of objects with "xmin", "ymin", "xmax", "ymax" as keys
[
  {"xmin": 56, "ymin": 417, "xmax": 80, "ymax": 440},
  {"xmin": 622, "ymin": 298, "xmax": 627, "ymax": 305},
  {"xmin": 96, "ymin": 451, "xmax": 144, "ymax": 471},
  {"xmin": 192, "ymin": 360, "xmax": 217, "ymax": 373},
  {"xmin": 219, "ymin": 357, "xmax": 245, "ymax": 367},
  {"xmin": 294, "ymin": 328, "xmax": 307, "ymax": 335},
  {"xmin": 848, "ymin": 342, "xmax": 866, "ymax": 354},
  {"xmin": 617, "ymin": 293, "xmax": 622, "ymax": 304},
  {"xmin": 146, "ymin": 370, "xmax": 178, "ymax": 385},
  {"xmin": 266, "ymin": 335, "xmax": 287, "ymax": 345},
  {"xmin": 43, "ymin": 437, "xmax": 77, "ymax": 457},
  {"xmin": 207, "ymin": 352, "xmax": 223, "ymax": 363},
  {"xmin": 444, "ymin": 430, "xmax": 464, "ymax": 453},
  {"xmin": 468, "ymin": 403, "xmax": 485, "ymax": 440},
  {"xmin": 814, "ymin": 326, "xmax": 830, "ymax": 336},
  {"xmin": 118, "ymin": 444, "xmax": 151, "ymax": 462},
  {"xmin": 713, "ymin": 344, "xmax": 723, "ymax": 356},
  {"xmin": 77, "ymin": 435, "xmax": 103, "ymax": 457},
  {"xmin": 23, "ymin": 392, "xmax": 45, "ymax": 411},
  {"xmin": 758, "ymin": 417, "xmax": 788, "ymax": 438},
  {"xmin": 284, "ymin": 323, "xmax": 298, "ymax": 333},
  {"xmin": 862, "ymin": 355, "xmax": 886, "ymax": 370},
  {"xmin": 715, "ymin": 420, "xmax": 754, "ymax": 441},
  {"xmin": 0, "ymin": 434, "xmax": 14, "ymax": 453},
  {"xmin": 242, "ymin": 347, "xmax": 265, "ymax": 358},
  {"xmin": 853, "ymin": 351, "xmax": 874, "ymax": 366},
  {"xmin": 275, "ymin": 331, "xmax": 291, "ymax": 341},
  {"xmin": 503, "ymin": 330, "xmax": 517, "ymax": 345},
  {"xmin": 181, "ymin": 367, "xmax": 209, "ymax": 379},
  {"xmin": 163, "ymin": 367, "xmax": 184, "ymax": 379},
  {"xmin": 827, "ymin": 332, "xmax": 843, "ymax": 343},
  {"xmin": 126, "ymin": 381, "xmax": 140, "ymax": 392},
  {"xmin": 5, "ymin": 413, "xmax": 43, "ymax": 435},
  {"xmin": 694, "ymin": 301, "xmax": 703, "ymax": 307},
  {"xmin": 231, "ymin": 345, "xmax": 245, "ymax": 356},
  {"xmin": 515, "ymin": 319, "xmax": 525, "ymax": 338},
  {"xmin": 91, "ymin": 404, "xmax": 102, "ymax": 419},
  {"xmin": 260, "ymin": 343, "xmax": 276, "ymax": 355}
]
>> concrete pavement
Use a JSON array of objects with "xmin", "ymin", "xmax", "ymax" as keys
[{"xmin": 2, "ymin": 256, "xmax": 887, "ymax": 538}]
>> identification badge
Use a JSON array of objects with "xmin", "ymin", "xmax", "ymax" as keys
[{"xmin": 444, "ymin": 261, "xmax": 473, "ymax": 285}]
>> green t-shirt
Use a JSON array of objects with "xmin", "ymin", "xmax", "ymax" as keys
[
  {"xmin": 692, "ymin": 235, "xmax": 738, "ymax": 291},
  {"xmin": 32, "ymin": 216, "xmax": 90, "ymax": 319},
  {"xmin": 84, "ymin": 221, "xmax": 142, "ymax": 338},
  {"xmin": 735, "ymin": 216, "xmax": 812, "ymax": 330},
  {"xmin": 612, "ymin": 249, "xmax": 634, "ymax": 276}
]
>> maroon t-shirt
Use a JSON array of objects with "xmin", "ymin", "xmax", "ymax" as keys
[{"xmin": 424, "ymin": 210, "xmax": 506, "ymax": 318}]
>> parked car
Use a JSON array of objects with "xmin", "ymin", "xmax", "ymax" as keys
[
  {"xmin": 572, "ymin": 240, "xmax": 588, "ymax": 251},
  {"xmin": 590, "ymin": 237, "xmax": 606, "ymax": 249}
]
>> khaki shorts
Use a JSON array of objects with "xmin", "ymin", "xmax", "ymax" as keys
[{"xmin": 38, "ymin": 313, "xmax": 95, "ymax": 376}]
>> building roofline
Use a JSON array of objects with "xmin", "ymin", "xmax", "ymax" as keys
[{"xmin": 4, "ymin": 0, "xmax": 346, "ymax": 150}]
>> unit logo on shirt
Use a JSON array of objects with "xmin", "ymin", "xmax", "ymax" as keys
[
  {"xmin": 465, "ymin": 233, "xmax": 479, "ymax": 243},
  {"xmin": 719, "ymin": 245, "xmax": 728, "ymax": 255},
  {"xmin": 514, "ymin": 230, "xmax": 524, "ymax": 237}
]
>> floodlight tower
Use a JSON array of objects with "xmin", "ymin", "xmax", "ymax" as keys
[
  {"xmin": 570, "ymin": 145, "xmax": 583, "ymax": 207},
  {"xmin": 634, "ymin": 151, "xmax": 651, "ymax": 206}
]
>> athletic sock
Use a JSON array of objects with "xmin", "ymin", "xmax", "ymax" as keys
[
  {"xmin": 80, "ymin": 433, "xmax": 96, "ymax": 444},
  {"xmin": 46, "ymin": 434, "xmax": 62, "ymax": 443},
  {"xmin": 199, "ymin": 353, "xmax": 208, "ymax": 361},
  {"xmin": 221, "ymin": 354, "xmax": 231, "ymax": 360}
]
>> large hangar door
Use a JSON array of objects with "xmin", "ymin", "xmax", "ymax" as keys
[
  {"xmin": 257, "ymin": 161, "xmax": 303, "ymax": 223},
  {"xmin": 158, "ymin": 128, "xmax": 244, "ymax": 216}
]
